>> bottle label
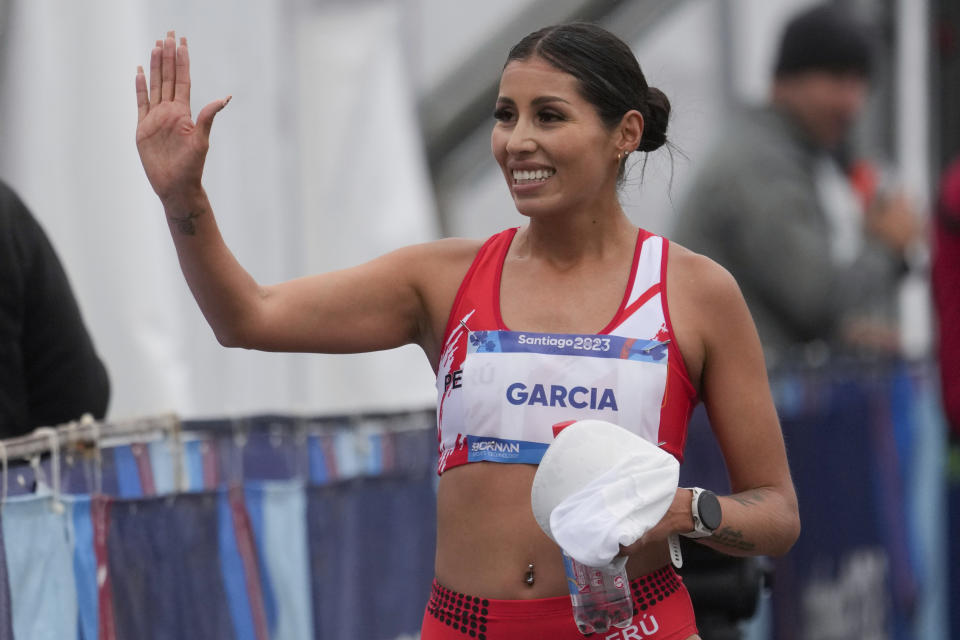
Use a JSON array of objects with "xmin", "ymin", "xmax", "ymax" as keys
[{"xmin": 562, "ymin": 553, "xmax": 593, "ymax": 596}]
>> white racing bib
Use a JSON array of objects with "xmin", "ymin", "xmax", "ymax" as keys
[{"xmin": 460, "ymin": 329, "xmax": 668, "ymax": 464}]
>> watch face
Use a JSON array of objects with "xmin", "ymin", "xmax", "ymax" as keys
[{"xmin": 698, "ymin": 491, "xmax": 723, "ymax": 530}]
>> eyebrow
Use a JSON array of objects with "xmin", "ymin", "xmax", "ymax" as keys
[{"xmin": 495, "ymin": 95, "xmax": 572, "ymax": 107}]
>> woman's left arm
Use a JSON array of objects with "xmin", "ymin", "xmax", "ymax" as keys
[{"xmin": 667, "ymin": 249, "xmax": 800, "ymax": 557}]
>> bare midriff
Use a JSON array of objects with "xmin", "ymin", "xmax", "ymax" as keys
[{"xmin": 434, "ymin": 461, "xmax": 672, "ymax": 599}]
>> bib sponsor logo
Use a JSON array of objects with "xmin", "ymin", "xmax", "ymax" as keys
[
  {"xmin": 471, "ymin": 439, "xmax": 521, "ymax": 455},
  {"xmin": 505, "ymin": 382, "xmax": 619, "ymax": 411},
  {"xmin": 465, "ymin": 435, "xmax": 548, "ymax": 464}
]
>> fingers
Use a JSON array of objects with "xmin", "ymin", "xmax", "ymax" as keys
[
  {"xmin": 196, "ymin": 96, "xmax": 232, "ymax": 140},
  {"xmin": 136, "ymin": 66, "xmax": 149, "ymax": 123},
  {"xmin": 149, "ymin": 40, "xmax": 161, "ymax": 107},
  {"xmin": 175, "ymin": 36, "xmax": 191, "ymax": 108},
  {"xmin": 161, "ymin": 30, "xmax": 176, "ymax": 102},
  {"xmin": 142, "ymin": 31, "xmax": 201, "ymax": 117}
]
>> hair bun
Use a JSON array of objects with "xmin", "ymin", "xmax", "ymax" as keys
[{"xmin": 637, "ymin": 86, "xmax": 670, "ymax": 153}]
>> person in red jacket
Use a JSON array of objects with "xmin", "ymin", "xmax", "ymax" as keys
[{"xmin": 933, "ymin": 156, "xmax": 960, "ymax": 439}]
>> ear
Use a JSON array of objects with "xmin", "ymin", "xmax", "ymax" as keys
[{"xmin": 615, "ymin": 109, "xmax": 644, "ymax": 154}]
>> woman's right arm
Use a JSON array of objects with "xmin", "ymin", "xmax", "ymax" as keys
[{"xmin": 136, "ymin": 32, "xmax": 452, "ymax": 356}]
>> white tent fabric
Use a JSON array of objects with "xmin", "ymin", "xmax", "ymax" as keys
[{"xmin": 0, "ymin": 1, "xmax": 439, "ymax": 419}]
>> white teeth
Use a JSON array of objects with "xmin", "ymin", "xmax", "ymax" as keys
[{"xmin": 512, "ymin": 169, "xmax": 555, "ymax": 181}]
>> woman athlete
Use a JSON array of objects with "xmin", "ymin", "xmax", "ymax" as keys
[{"xmin": 135, "ymin": 23, "xmax": 800, "ymax": 639}]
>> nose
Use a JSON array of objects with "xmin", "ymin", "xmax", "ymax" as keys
[
  {"xmin": 838, "ymin": 75, "xmax": 868, "ymax": 116},
  {"xmin": 505, "ymin": 117, "xmax": 537, "ymax": 156}
]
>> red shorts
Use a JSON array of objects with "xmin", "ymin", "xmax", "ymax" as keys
[{"xmin": 421, "ymin": 565, "xmax": 699, "ymax": 640}]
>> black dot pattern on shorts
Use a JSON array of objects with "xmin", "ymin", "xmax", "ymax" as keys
[
  {"xmin": 629, "ymin": 565, "xmax": 683, "ymax": 612},
  {"xmin": 426, "ymin": 582, "xmax": 489, "ymax": 640}
]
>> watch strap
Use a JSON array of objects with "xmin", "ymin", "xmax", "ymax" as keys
[{"xmin": 668, "ymin": 534, "xmax": 683, "ymax": 568}]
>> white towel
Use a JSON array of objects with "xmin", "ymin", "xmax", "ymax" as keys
[{"xmin": 531, "ymin": 419, "xmax": 679, "ymax": 569}]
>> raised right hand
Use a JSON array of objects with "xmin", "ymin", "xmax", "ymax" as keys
[
  {"xmin": 864, "ymin": 189, "xmax": 922, "ymax": 255},
  {"xmin": 135, "ymin": 31, "xmax": 230, "ymax": 205}
]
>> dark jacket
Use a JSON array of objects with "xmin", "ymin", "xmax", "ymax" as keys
[
  {"xmin": 673, "ymin": 106, "xmax": 901, "ymax": 366},
  {"xmin": 0, "ymin": 180, "xmax": 109, "ymax": 435}
]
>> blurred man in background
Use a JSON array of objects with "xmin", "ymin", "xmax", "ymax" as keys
[
  {"xmin": 673, "ymin": 2, "xmax": 920, "ymax": 368},
  {"xmin": 0, "ymin": 179, "xmax": 109, "ymax": 435}
]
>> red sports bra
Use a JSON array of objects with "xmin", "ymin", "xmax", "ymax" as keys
[{"xmin": 434, "ymin": 228, "xmax": 697, "ymax": 475}]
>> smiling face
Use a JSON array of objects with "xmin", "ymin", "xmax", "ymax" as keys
[{"xmin": 491, "ymin": 56, "xmax": 624, "ymax": 219}]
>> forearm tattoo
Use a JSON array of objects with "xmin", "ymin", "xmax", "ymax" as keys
[
  {"xmin": 167, "ymin": 210, "xmax": 204, "ymax": 236},
  {"xmin": 730, "ymin": 489, "xmax": 767, "ymax": 508},
  {"xmin": 711, "ymin": 526, "xmax": 756, "ymax": 552}
]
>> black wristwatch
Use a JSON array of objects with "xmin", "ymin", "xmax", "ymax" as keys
[{"xmin": 681, "ymin": 487, "xmax": 722, "ymax": 538}]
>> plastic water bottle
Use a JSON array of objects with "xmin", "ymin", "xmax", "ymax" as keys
[
  {"xmin": 562, "ymin": 550, "xmax": 634, "ymax": 634},
  {"xmin": 549, "ymin": 420, "xmax": 634, "ymax": 633}
]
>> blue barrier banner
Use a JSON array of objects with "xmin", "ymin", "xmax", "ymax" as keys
[
  {"xmin": 1, "ymin": 495, "xmax": 76, "ymax": 640},
  {"xmin": 0, "ymin": 508, "xmax": 16, "ymax": 640},
  {"xmin": 308, "ymin": 473, "xmax": 437, "ymax": 639},
  {"xmin": 217, "ymin": 487, "xmax": 271, "ymax": 640},
  {"xmin": 0, "ymin": 390, "xmax": 944, "ymax": 639},
  {"xmin": 107, "ymin": 492, "xmax": 236, "ymax": 640},
  {"xmin": 65, "ymin": 496, "xmax": 97, "ymax": 640},
  {"xmin": 773, "ymin": 376, "xmax": 899, "ymax": 639},
  {"xmin": 245, "ymin": 480, "xmax": 314, "ymax": 640},
  {"xmin": 681, "ymin": 362, "xmax": 947, "ymax": 640},
  {"xmin": 242, "ymin": 486, "xmax": 279, "ymax": 636}
]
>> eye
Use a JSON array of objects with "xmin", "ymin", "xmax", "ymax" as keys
[
  {"xmin": 538, "ymin": 110, "xmax": 564, "ymax": 123},
  {"xmin": 493, "ymin": 107, "xmax": 515, "ymax": 123}
]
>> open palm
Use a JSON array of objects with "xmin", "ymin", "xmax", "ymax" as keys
[{"xmin": 135, "ymin": 31, "xmax": 229, "ymax": 204}]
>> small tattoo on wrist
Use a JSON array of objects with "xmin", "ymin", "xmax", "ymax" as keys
[{"xmin": 167, "ymin": 210, "xmax": 204, "ymax": 236}]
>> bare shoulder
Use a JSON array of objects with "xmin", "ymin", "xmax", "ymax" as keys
[
  {"xmin": 399, "ymin": 236, "xmax": 486, "ymax": 363},
  {"xmin": 667, "ymin": 241, "xmax": 744, "ymax": 309},
  {"xmin": 384, "ymin": 236, "xmax": 480, "ymax": 266},
  {"xmin": 407, "ymin": 236, "xmax": 486, "ymax": 262},
  {"xmin": 396, "ymin": 236, "xmax": 485, "ymax": 288},
  {"xmin": 666, "ymin": 241, "xmax": 756, "ymax": 391}
]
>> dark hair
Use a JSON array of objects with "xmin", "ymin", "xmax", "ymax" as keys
[
  {"xmin": 504, "ymin": 22, "xmax": 670, "ymax": 155},
  {"xmin": 774, "ymin": 4, "xmax": 874, "ymax": 78}
]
